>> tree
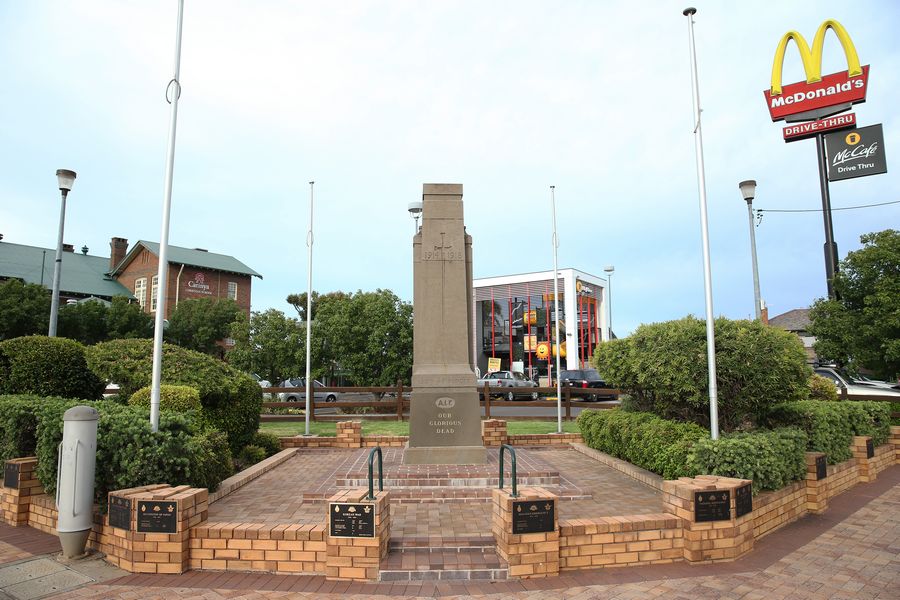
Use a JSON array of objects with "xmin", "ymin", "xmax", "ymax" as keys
[
  {"xmin": 286, "ymin": 291, "xmax": 320, "ymax": 321},
  {"xmin": 106, "ymin": 296, "xmax": 154, "ymax": 339},
  {"xmin": 313, "ymin": 289, "xmax": 413, "ymax": 386},
  {"xmin": 227, "ymin": 309, "xmax": 304, "ymax": 385},
  {"xmin": 58, "ymin": 299, "xmax": 109, "ymax": 344},
  {"xmin": 809, "ymin": 229, "xmax": 900, "ymax": 379},
  {"xmin": 165, "ymin": 298, "xmax": 243, "ymax": 356},
  {"xmin": 0, "ymin": 280, "xmax": 50, "ymax": 340}
]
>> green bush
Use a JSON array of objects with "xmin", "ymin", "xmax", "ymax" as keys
[
  {"xmin": 686, "ymin": 428, "xmax": 808, "ymax": 492},
  {"xmin": 86, "ymin": 339, "xmax": 261, "ymax": 451},
  {"xmin": 251, "ymin": 432, "xmax": 283, "ymax": 457},
  {"xmin": 0, "ymin": 336, "xmax": 104, "ymax": 400},
  {"xmin": 808, "ymin": 375, "xmax": 839, "ymax": 401},
  {"xmin": 235, "ymin": 445, "xmax": 267, "ymax": 472},
  {"xmin": 129, "ymin": 385, "xmax": 202, "ymax": 414},
  {"xmin": 767, "ymin": 400, "xmax": 891, "ymax": 463},
  {"xmin": 188, "ymin": 430, "xmax": 234, "ymax": 491},
  {"xmin": 577, "ymin": 409, "xmax": 708, "ymax": 479},
  {"xmin": 0, "ymin": 395, "xmax": 67, "ymax": 462},
  {"xmin": 891, "ymin": 402, "xmax": 900, "ymax": 427},
  {"xmin": 594, "ymin": 317, "xmax": 811, "ymax": 431}
]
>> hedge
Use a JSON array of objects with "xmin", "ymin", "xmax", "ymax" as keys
[
  {"xmin": 767, "ymin": 400, "xmax": 891, "ymax": 463},
  {"xmin": 594, "ymin": 317, "xmax": 811, "ymax": 430},
  {"xmin": 577, "ymin": 409, "xmax": 708, "ymax": 479},
  {"xmin": 686, "ymin": 428, "xmax": 808, "ymax": 492},
  {"xmin": 86, "ymin": 339, "xmax": 261, "ymax": 451},
  {"xmin": 129, "ymin": 385, "xmax": 202, "ymax": 414},
  {"xmin": 0, "ymin": 336, "xmax": 104, "ymax": 400},
  {"xmin": 0, "ymin": 395, "xmax": 232, "ymax": 502}
]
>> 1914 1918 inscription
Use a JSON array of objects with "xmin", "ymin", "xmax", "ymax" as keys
[
  {"xmin": 866, "ymin": 439, "xmax": 874, "ymax": 458},
  {"xmin": 816, "ymin": 455, "xmax": 828, "ymax": 480},
  {"xmin": 512, "ymin": 500, "xmax": 555, "ymax": 534},
  {"xmin": 108, "ymin": 495, "xmax": 132, "ymax": 531},
  {"xmin": 329, "ymin": 503, "xmax": 375, "ymax": 538},
  {"xmin": 136, "ymin": 500, "xmax": 177, "ymax": 533},
  {"xmin": 3, "ymin": 462, "xmax": 19, "ymax": 489},
  {"xmin": 694, "ymin": 490, "xmax": 731, "ymax": 522},
  {"xmin": 735, "ymin": 484, "xmax": 753, "ymax": 518}
]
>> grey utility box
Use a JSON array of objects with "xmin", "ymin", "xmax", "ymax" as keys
[{"xmin": 56, "ymin": 405, "xmax": 98, "ymax": 558}]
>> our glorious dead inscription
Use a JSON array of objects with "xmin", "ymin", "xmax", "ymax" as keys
[{"xmin": 405, "ymin": 184, "xmax": 486, "ymax": 465}]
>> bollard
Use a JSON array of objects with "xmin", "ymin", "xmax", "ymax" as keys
[{"xmin": 56, "ymin": 405, "xmax": 98, "ymax": 558}]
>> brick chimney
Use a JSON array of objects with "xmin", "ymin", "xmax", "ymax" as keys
[
  {"xmin": 62, "ymin": 243, "xmax": 74, "ymax": 253},
  {"xmin": 110, "ymin": 237, "xmax": 128, "ymax": 271}
]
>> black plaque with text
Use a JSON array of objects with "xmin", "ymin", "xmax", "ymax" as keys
[
  {"xmin": 816, "ymin": 455, "xmax": 828, "ymax": 480},
  {"xmin": 866, "ymin": 439, "xmax": 874, "ymax": 458},
  {"xmin": 512, "ymin": 500, "xmax": 556, "ymax": 534},
  {"xmin": 735, "ymin": 484, "xmax": 752, "ymax": 518},
  {"xmin": 108, "ymin": 496, "xmax": 132, "ymax": 531},
  {"xmin": 3, "ymin": 462, "xmax": 19, "ymax": 489},
  {"xmin": 136, "ymin": 500, "xmax": 177, "ymax": 533},
  {"xmin": 329, "ymin": 503, "xmax": 375, "ymax": 538},
  {"xmin": 694, "ymin": 490, "xmax": 731, "ymax": 523}
]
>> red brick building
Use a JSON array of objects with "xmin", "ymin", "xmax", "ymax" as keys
[{"xmin": 107, "ymin": 237, "xmax": 261, "ymax": 319}]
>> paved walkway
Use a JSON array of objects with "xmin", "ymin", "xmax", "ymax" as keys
[{"xmin": 0, "ymin": 466, "xmax": 886, "ymax": 599}]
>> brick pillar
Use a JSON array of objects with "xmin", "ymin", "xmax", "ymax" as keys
[
  {"xmin": 662, "ymin": 475, "xmax": 754, "ymax": 563},
  {"xmin": 1, "ymin": 458, "xmax": 43, "ymax": 526},
  {"xmin": 492, "ymin": 486, "xmax": 559, "ymax": 579},
  {"xmin": 851, "ymin": 436, "xmax": 876, "ymax": 482},
  {"xmin": 104, "ymin": 484, "xmax": 208, "ymax": 574},
  {"xmin": 481, "ymin": 419, "xmax": 508, "ymax": 447},
  {"xmin": 804, "ymin": 452, "xmax": 828, "ymax": 514},
  {"xmin": 891, "ymin": 426, "xmax": 900, "ymax": 465},
  {"xmin": 336, "ymin": 421, "xmax": 362, "ymax": 448},
  {"xmin": 325, "ymin": 488, "xmax": 390, "ymax": 581}
]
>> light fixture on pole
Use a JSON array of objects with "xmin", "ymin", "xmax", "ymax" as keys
[
  {"xmin": 603, "ymin": 265, "xmax": 614, "ymax": 340},
  {"xmin": 739, "ymin": 180, "xmax": 762, "ymax": 320},
  {"xmin": 150, "ymin": 0, "xmax": 186, "ymax": 433},
  {"xmin": 48, "ymin": 169, "xmax": 77, "ymax": 337},
  {"xmin": 550, "ymin": 186, "xmax": 563, "ymax": 435},
  {"xmin": 304, "ymin": 181, "xmax": 315, "ymax": 437},
  {"xmin": 408, "ymin": 201, "xmax": 423, "ymax": 233},
  {"xmin": 683, "ymin": 7, "xmax": 720, "ymax": 440}
]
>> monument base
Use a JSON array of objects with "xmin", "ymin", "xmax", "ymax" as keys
[{"xmin": 403, "ymin": 444, "xmax": 487, "ymax": 465}]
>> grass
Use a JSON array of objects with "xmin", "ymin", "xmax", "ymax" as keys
[{"xmin": 259, "ymin": 420, "xmax": 580, "ymax": 438}]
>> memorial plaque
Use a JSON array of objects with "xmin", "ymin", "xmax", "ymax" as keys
[
  {"xmin": 735, "ymin": 484, "xmax": 753, "ymax": 518},
  {"xmin": 694, "ymin": 490, "xmax": 731, "ymax": 523},
  {"xmin": 866, "ymin": 439, "xmax": 874, "ymax": 458},
  {"xmin": 816, "ymin": 455, "xmax": 828, "ymax": 480},
  {"xmin": 512, "ymin": 500, "xmax": 555, "ymax": 534},
  {"xmin": 108, "ymin": 496, "xmax": 132, "ymax": 531},
  {"xmin": 3, "ymin": 462, "xmax": 19, "ymax": 490},
  {"xmin": 136, "ymin": 500, "xmax": 178, "ymax": 533},
  {"xmin": 329, "ymin": 503, "xmax": 375, "ymax": 538}
]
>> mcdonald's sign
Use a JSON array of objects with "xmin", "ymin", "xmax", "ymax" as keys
[{"xmin": 763, "ymin": 19, "xmax": 869, "ymax": 121}]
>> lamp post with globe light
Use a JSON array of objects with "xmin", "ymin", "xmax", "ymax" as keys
[
  {"xmin": 48, "ymin": 169, "xmax": 77, "ymax": 337},
  {"xmin": 739, "ymin": 180, "xmax": 762, "ymax": 320}
]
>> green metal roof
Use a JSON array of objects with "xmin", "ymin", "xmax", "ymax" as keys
[
  {"xmin": 0, "ymin": 242, "xmax": 133, "ymax": 299},
  {"xmin": 113, "ymin": 241, "xmax": 262, "ymax": 279}
]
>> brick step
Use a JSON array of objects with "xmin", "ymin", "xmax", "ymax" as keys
[
  {"xmin": 390, "ymin": 535, "xmax": 495, "ymax": 549},
  {"xmin": 297, "ymin": 489, "xmax": 590, "ymax": 503},
  {"xmin": 335, "ymin": 475, "xmax": 561, "ymax": 487},
  {"xmin": 379, "ymin": 546, "xmax": 508, "ymax": 582}
]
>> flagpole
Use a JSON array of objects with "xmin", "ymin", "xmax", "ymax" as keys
[
  {"xmin": 683, "ymin": 7, "xmax": 719, "ymax": 440},
  {"xmin": 550, "ymin": 186, "xmax": 563, "ymax": 435},
  {"xmin": 304, "ymin": 181, "xmax": 315, "ymax": 436}
]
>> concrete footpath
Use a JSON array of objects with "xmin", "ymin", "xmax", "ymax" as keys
[{"xmin": 0, "ymin": 467, "xmax": 895, "ymax": 599}]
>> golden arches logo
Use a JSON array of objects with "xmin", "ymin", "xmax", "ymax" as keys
[{"xmin": 770, "ymin": 19, "xmax": 863, "ymax": 96}]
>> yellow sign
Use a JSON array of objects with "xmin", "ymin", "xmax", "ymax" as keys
[
  {"xmin": 487, "ymin": 357, "xmax": 502, "ymax": 372},
  {"xmin": 770, "ymin": 19, "xmax": 861, "ymax": 95},
  {"xmin": 575, "ymin": 280, "xmax": 582, "ymax": 293},
  {"xmin": 524, "ymin": 310, "xmax": 537, "ymax": 325},
  {"xmin": 536, "ymin": 342, "xmax": 550, "ymax": 360},
  {"xmin": 523, "ymin": 334, "xmax": 537, "ymax": 351}
]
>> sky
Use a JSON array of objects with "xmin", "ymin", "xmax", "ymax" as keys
[{"xmin": 1, "ymin": 0, "xmax": 898, "ymax": 337}]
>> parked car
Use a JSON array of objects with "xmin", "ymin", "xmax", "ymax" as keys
[
  {"xmin": 252, "ymin": 374, "xmax": 272, "ymax": 399},
  {"xmin": 814, "ymin": 367, "xmax": 900, "ymax": 398},
  {"xmin": 278, "ymin": 378, "xmax": 340, "ymax": 402},
  {"xmin": 557, "ymin": 369, "xmax": 613, "ymax": 401},
  {"xmin": 476, "ymin": 371, "xmax": 539, "ymax": 401}
]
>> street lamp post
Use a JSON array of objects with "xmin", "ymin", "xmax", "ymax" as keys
[
  {"xmin": 408, "ymin": 201, "xmax": 423, "ymax": 233},
  {"xmin": 739, "ymin": 180, "xmax": 762, "ymax": 320},
  {"xmin": 48, "ymin": 169, "xmax": 77, "ymax": 337},
  {"xmin": 603, "ymin": 265, "xmax": 614, "ymax": 340},
  {"xmin": 550, "ymin": 186, "xmax": 563, "ymax": 435}
]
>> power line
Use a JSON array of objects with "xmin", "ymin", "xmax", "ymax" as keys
[{"xmin": 757, "ymin": 199, "xmax": 900, "ymax": 214}]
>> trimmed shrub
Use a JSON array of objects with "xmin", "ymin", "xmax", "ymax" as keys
[
  {"xmin": 86, "ymin": 339, "xmax": 261, "ymax": 451},
  {"xmin": 686, "ymin": 428, "xmax": 808, "ymax": 492},
  {"xmin": 0, "ymin": 336, "xmax": 104, "ymax": 400},
  {"xmin": 235, "ymin": 445, "xmax": 267, "ymax": 471},
  {"xmin": 577, "ymin": 409, "xmax": 708, "ymax": 479},
  {"xmin": 808, "ymin": 374, "xmax": 839, "ymax": 401},
  {"xmin": 594, "ymin": 317, "xmax": 811, "ymax": 430},
  {"xmin": 0, "ymin": 395, "xmax": 68, "ymax": 462},
  {"xmin": 251, "ymin": 432, "xmax": 283, "ymax": 457},
  {"xmin": 129, "ymin": 385, "xmax": 202, "ymax": 414}
]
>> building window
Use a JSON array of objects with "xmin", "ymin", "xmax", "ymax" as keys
[
  {"xmin": 135, "ymin": 278, "xmax": 147, "ymax": 309},
  {"xmin": 227, "ymin": 281, "xmax": 238, "ymax": 301},
  {"xmin": 150, "ymin": 276, "xmax": 159, "ymax": 312}
]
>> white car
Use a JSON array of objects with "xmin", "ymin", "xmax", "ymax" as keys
[
  {"xmin": 278, "ymin": 378, "xmax": 339, "ymax": 403},
  {"xmin": 814, "ymin": 367, "xmax": 900, "ymax": 398}
]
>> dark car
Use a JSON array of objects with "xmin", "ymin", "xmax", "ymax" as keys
[{"xmin": 557, "ymin": 369, "xmax": 613, "ymax": 401}]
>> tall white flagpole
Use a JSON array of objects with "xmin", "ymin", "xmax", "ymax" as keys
[
  {"xmin": 304, "ymin": 181, "xmax": 315, "ymax": 436},
  {"xmin": 550, "ymin": 186, "xmax": 563, "ymax": 434}
]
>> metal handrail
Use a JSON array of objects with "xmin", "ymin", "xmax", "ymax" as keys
[
  {"xmin": 499, "ymin": 443, "xmax": 518, "ymax": 497},
  {"xmin": 367, "ymin": 446, "xmax": 383, "ymax": 500}
]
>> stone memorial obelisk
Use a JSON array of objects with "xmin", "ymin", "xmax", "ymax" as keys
[{"xmin": 405, "ymin": 184, "xmax": 486, "ymax": 465}]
